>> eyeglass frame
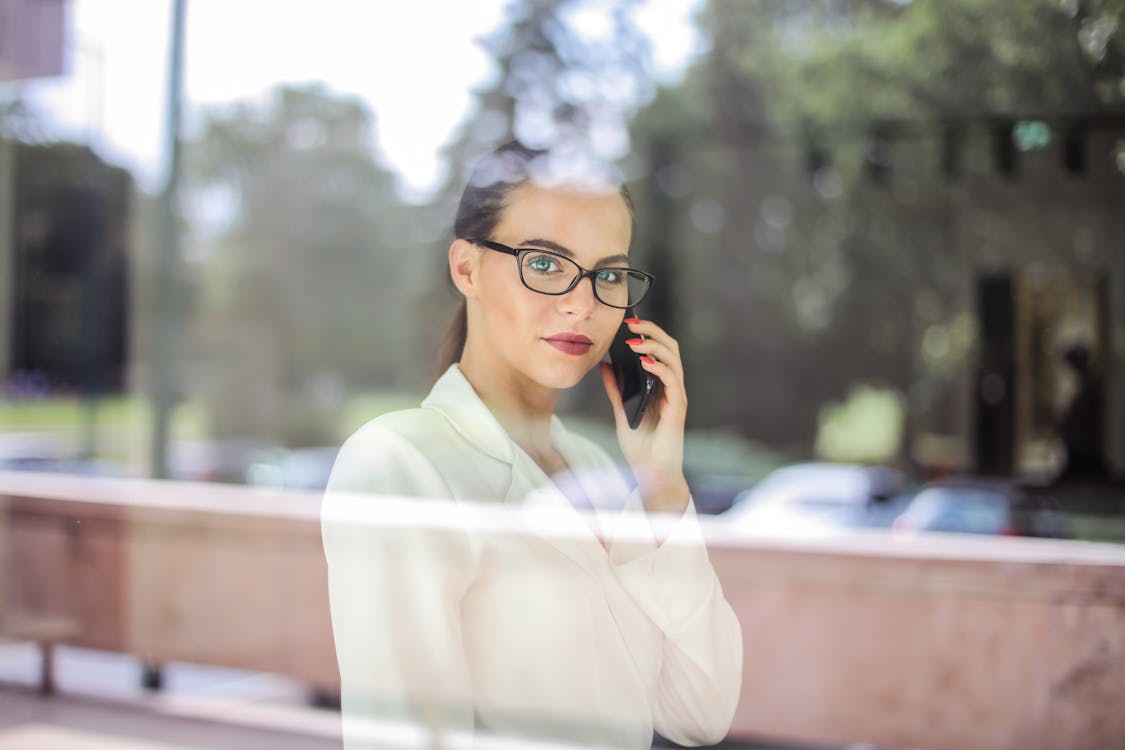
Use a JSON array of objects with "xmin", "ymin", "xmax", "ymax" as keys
[{"xmin": 468, "ymin": 239, "xmax": 655, "ymax": 310}]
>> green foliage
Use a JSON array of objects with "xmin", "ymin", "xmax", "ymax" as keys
[
  {"xmin": 186, "ymin": 84, "xmax": 416, "ymax": 446},
  {"xmin": 626, "ymin": 0, "xmax": 1125, "ymax": 453},
  {"xmin": 441, "ymin": 0, "xmax": 654, "ymax": 195},
  {"xmin": 815, "ymin": 384, "xmax": 905, "ymax": 462},
  {"xmin": 168, "ymin": 0, "xmax": 1125, "ymax": 463}
]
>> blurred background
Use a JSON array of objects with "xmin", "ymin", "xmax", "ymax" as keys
[{"xmin": 2, "ymin": 1, "xmax": 1124, "ymax": 749}]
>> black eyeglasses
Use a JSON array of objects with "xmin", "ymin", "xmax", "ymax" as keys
[{"xmin": 470, "ymin": 239, "xmax": 654, "ymax": 309}]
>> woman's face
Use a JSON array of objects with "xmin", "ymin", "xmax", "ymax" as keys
[{"xmin": 463, "ymin": 182, "xmax": 633, "ymax": 392}]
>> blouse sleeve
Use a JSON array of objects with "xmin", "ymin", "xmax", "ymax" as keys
[
  {"xmin": 607, "ymin": 496, "xmax": 743, "ymax": 747},
  {"xmin": 321, "ymin": 423, "xmax": 478, "ymax": 750}
]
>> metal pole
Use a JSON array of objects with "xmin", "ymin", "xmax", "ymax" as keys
[
  {"xmin": 150, "ymin": 0, "xmax": 186, "ymax": 479},
  {"xmin": 0, "ymin": 131, "xmax": 13, "ymax": 388}
]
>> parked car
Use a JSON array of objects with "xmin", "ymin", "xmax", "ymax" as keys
[
  {"xmin": 167, "ymin": 439, "xmax": 278, "ymax": 484},
  {"xmin": 685, "ymin": 472, "xmax": 758, "ymax": 515},
  {"xmin": 245, "ymin": 446, "xmax": 340, "ymax": 491},
  {"xmin": 892, "ymin": 477, "xmax": 1073, "ymax": 538},
  {"xmin": 0, "ymin": 433, "xmax": 126, "ymax": 476},
  {"xmin": 723, "ymin": 462, "xmax": 913, "ymax": 534}
]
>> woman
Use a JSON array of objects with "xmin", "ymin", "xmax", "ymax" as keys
[{"xmin": 321, "ymin": 142, "xmax": 742, "ymax": 750}]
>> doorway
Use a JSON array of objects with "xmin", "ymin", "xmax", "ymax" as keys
[{"xmin": 974, "ymin": 269, "xmax": 1109, "ymax": 479}]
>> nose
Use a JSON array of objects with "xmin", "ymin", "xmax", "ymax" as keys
[{"xmin": 558, "ymin": 274, "xmax": 599, "ymax": 318}]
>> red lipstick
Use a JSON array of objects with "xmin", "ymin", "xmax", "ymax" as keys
[{"xmin": 543, "ymin": 332, "xmax": 593, "ymax": 356}]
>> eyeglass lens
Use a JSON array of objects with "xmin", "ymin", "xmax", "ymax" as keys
[{"xmin": 519, "ymin": 250, "xmax": 649, "ymax": 307}]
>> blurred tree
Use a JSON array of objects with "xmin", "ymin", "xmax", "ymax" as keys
[
  {"xmin": 186, "ymin": 84, "xmax": 412, "ymax": 447},
  {"xmin": 442, "ymin": 0, "xmax": 653, "ymax": 182},
  {"xmin": 627, "ymin": 0, "xmax": 1125, "ymax": 454}
]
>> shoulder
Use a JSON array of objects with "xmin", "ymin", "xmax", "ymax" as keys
[
  {"xmin": 352, "ymin": 407, "xmax": 456, "ymax": 450},
  {"xmin": 322, "ymin": 408, "xmax": 482, "ymax": 567},
  {"xmin": 326, "ymin": 407, "xmax": 458, "ymax": 498}
]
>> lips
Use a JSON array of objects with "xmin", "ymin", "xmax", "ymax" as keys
[{"xmin": 543, "ymin": 333, "xmax": 593, "ymax": 356}]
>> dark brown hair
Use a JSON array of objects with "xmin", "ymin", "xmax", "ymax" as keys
[{"xmin": 438, "ymin": 141, "xmax": 634, "ymax": 374}]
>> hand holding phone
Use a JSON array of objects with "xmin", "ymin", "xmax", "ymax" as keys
[
  {"xmin": 607, "ymin": 310, "xmax": 656, "ymax": 429},
  {"xmin": 601, "ymin": 314, "xmax": 692, "ymax": 512}
]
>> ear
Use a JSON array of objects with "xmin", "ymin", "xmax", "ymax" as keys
[{"xmin": 448, "ymin": 239, "xmax": 480, "ymax": 298}]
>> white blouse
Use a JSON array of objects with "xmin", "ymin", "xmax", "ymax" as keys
[{"xmin": 321, "ymin": 364, "xmax": 742, "ymax": 750}]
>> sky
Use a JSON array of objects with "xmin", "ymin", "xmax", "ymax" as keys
[{"xmin": 9, "ymin": 0, "xmax": 706, "ymax": 200}]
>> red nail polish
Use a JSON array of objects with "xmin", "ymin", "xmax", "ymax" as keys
[
  {"xmin": 625, "ymin": 338, "xmax": 644, "ymax": 345},
  {"xmin": 640, "ymin": 355, "xmax": 656, "ymax": 364},
  {"xmin": 624, "ymin": 318, "xmax": 641, "ymax": 325}
]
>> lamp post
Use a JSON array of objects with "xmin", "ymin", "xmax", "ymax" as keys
[
  {"xmin": 149, "ymin": 0, "xmax": 186, "ymax": 480},
  {"xmin": 72, "ymin": 38, "xmax": 106, "ymax": 461}
]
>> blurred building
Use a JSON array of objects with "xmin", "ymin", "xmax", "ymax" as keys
[
  {"xmin": 961, "ymin": 124, "xmax": 1124, "ymax": 481},
  {"xmin": 0, "ymin": 140, "xmax": 132, "ymax": 395}
]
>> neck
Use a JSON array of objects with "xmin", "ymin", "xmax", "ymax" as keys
[{"xmin": 457, "ymin": 349, "xmax": 558, "ymax": 456}]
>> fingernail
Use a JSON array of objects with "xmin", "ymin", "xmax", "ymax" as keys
[
  {"xmin": 625, "ymin": 338, "xmax": 644, "ymax": 345},
  {"xmin": 639, "ymin": 355, "xmax": 656, "ymax": 364},
  {"xmin": 624, "ymin": 318, "xmax": 641, "ymax": 325}
]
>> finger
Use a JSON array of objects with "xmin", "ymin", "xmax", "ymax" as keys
[
  {"xmin": 621, "ymin": 319, "xmax": 679, "ymax": 362},
  {"xmin": 624, "ymin": 337, "xmax": 682, "ymax": 376},
  {"xmin": 624, "ymin": 318, "xmax": 680, "ymax": 354},
  {"xmin": 624, "ymin": 321, "xmax": 683, "ymax": 379},
  {"xmin": 638, "ymin": 355, "xmax": 687, "ymax": 413}
]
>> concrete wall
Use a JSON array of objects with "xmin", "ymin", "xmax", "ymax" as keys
[
  {"xmin": 1, "ymin": 473, "xmax": 337, "ymax": 690},
  {"xmin": 705, "ymin": 526, "xmax": 1125, "ymax": 750},
  {"xmin": 3, "ymin": 471, "xmax": 1124, "ymax": 749}
]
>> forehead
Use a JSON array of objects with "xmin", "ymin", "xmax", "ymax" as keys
[{"xmin": 496, "ymin": 183, "xmax": 632, "ymax": 256}]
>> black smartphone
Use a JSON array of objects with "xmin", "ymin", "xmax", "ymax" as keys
[{"xmin": 608, "ymin": 310, "xmax": 656, "ymax": 429}]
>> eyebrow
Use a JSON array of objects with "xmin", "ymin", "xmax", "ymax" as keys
[{"xmin": 518, "ymin": 238, "xmax": 632, "ymax": 268}]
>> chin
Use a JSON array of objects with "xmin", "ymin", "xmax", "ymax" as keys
[{"xmin": 535, "ymin": 359, "xmax": 591, "ymax": 391}]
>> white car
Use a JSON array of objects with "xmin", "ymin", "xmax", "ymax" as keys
[{"xmin": 723, "ymin": 462, "xmax": 911, "ymax": 535}]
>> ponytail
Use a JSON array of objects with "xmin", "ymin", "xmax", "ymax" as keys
[{"xmin": 437, "ymin": 299, "xmax": 468, "ymax": 378}]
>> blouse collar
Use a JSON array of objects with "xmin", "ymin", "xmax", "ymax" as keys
[{"xmin": 420, "ymin": 363, "xmax": 572, "ymax": 467}]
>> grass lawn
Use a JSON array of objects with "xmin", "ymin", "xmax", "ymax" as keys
[
  {"xmin": 0, "ymin": 395, "xmax": 137, "ymax": 429},
  {"xmin": 0, "ymin": 395, "xmax": 204, "ymax": 432},
  {"xmin": 0, "ymin": 395, "xmax": 205, "ymax": 467},
  {"xmin": 0, "ymin": 390, "xmax": 424, "ymax": 454}
]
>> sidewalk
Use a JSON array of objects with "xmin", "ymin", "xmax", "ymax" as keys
[
  {"xmin": 0, "ymin": 643, "xmax": 342, "ymax": 749},
  {"xmin": 0, "ymin": 643, "xmax": 871, "ymax": 750}
]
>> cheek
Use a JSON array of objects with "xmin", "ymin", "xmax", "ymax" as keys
[{"xmin": 480, "ymin": 272, "xmax": 547, "ymax": 332}]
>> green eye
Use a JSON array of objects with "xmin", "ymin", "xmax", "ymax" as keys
[
  {"xmin": 596, "ymin": 269, "xmax": 624, "ymax": 285},
  {"xmin": 526, "ymin": 255, "xmax": 560, "ymax": 274}
]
